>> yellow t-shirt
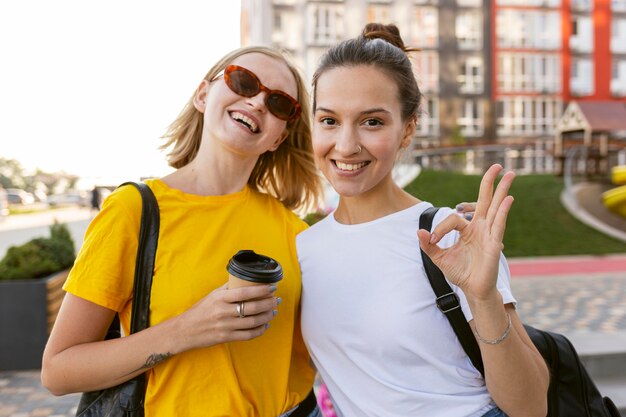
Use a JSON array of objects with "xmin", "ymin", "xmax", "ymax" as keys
[{"xmin": 64, "ymin": 179, "xmax": 314, "ymax": 416}]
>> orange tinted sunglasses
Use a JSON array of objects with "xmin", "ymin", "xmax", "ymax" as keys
[{"xmin": 223, "ymin": 65, "xmax": 301, "ymax": 122}]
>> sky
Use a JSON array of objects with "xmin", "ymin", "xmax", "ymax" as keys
[{"xmin": 0, "ymin": 1, "xmax": 242, "ymax": 187}]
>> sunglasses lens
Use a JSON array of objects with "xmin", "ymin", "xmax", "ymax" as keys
[
  {"xmin": 228, "ymin": 70, "xmax": 260, "ymax": 97},
  {"xmin": 267, "ymin": 93, "xmax": 296, "ymax": 120}
]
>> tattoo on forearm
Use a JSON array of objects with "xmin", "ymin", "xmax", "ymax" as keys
[{"xmin": 131, "ymin": 352, "xmax": 172, "ymax": 373}]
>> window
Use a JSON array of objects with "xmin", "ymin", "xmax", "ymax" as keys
[
  {"xmin": 272, "ymin": 8, "xmax": 298, "ymax": 49},
  {"xmin": 571, "ymin": 0, "xmax": 592, "ymax": 11},
  {"xmin": 496, "ymin": 98, "xmax": 562, "ymax": 136},
  {"xmin": 458, "ymin": 100, "xmax": 484, "ymax": 137},
  {"xmin": 456, "ymin": 10, "xmax": 482, "ymax": 50},
  {"xmin": 367, "ymin": 4, "xmax": 392, "ymax": 24},
  {"xmin": 612, "ymin": 18, "xmax": 626, "ymax": 53},
  {"xmin": 497, "ymin": 10, "xmax": 560, "ymax": 49},
  {"xmin": 457, "ymin": 0, "xmax": 481, "ymax": 6},
  {"xmin": 307, "ymin": 3, "xmax": 344, "ymax": 45},
  {"xmin": 570, "ymin": 16, "xmax": 593, "ymax": 52},
  {"xmin": 498, "ymin": 53, "xmax": 561, "ymax": 93},
  {"xmin": 411, "ymin": 6, "xmax": 438, "ymax": 48},
  {"xmin": 417, "ymin": 96, "xmax": 439, "ymax": 136},
  {"xmin": 570, "ymin": 58, "xmax": 594, "ymax": 96},
  {"xmin": 613, "ymin": 0, "xmax": 626, "ymax": 12},
  {"xmin": 458, "ymin": 57, "xmax": 483, "ymax": 93},
  {"xmin": 413, "ymin": 51, "xmax": 439, "ymax": 92},
  {"xmin": 611, "ymin": 59, "xmax": 626, "ymax": 96}
]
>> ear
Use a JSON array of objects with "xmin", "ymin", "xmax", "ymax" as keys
[
  {"xmin": 269, "ymin": 129, "xmax": 289, "ymax": 152},
  {"xmin": 193, "ymin": 80, "xmax": 209, "ymax": 113},
  {"xmin": 400, "ymin": 117, "xmax": 417, "ymax": 149}
]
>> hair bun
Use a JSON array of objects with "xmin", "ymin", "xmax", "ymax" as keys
[{"xmin": 362, "ymin": 23, "xmax": 407, "ymax": 52}]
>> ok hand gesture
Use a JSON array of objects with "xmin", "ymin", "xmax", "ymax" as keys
[{"xmin": 417, "ymin": 164, "xmax": 515, "ymax": 301}]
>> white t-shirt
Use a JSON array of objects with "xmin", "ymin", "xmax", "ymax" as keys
[{"xmin": 297, "ymin": 202, "xmax": 516, "ymax": 417}]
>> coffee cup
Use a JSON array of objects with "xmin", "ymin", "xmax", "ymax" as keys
[{"xmin": 227, "ymin": 250, "xmax": 283, "ymax": 289}]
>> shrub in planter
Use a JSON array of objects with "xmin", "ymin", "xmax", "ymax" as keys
[
  {"xmin": 0, "ymin": 222, "xmax": 75, "ymax": 281},
  {"xmin": 0, "ymin": 222, "xmax": 76, "ymax": 370}
]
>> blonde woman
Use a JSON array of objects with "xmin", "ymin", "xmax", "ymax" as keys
[{"xmin": 42, "ymin": 46, "xmax": 323, "ymax": 417}]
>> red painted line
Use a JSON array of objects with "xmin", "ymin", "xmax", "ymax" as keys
[{"xmin": 508, "ymin": 256, "xmax": 626, "ymax": 277}]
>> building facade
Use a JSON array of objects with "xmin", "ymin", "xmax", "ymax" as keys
[{"xmin": 240, "ymin": 0, "xmax": 626, "ymax": 148}]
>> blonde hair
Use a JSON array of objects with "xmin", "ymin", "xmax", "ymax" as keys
[{"xmin": 160, "ymin": 46, "xmax": 322, "ymax": 212}]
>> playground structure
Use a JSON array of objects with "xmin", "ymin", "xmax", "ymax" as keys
[{"xmin": 602, "ymin": 166, "xmax": 626, "ymax": 219}]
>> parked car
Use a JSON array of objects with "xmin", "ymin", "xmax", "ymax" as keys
[
  {"xmin": 0, "ymin": 187, "xmax": 9, "ymax": 218},
  {"xmin": 47, "ymin": 191, "xmax": 89, "ymax": 207},
  {"xmin": 6, "ymin": 188, "xmax": 35, "ymax": 205}
]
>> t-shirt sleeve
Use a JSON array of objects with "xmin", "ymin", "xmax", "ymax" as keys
[{"xmin": 63, "ymin": 184, "xmax": 143, "ymax": 312}]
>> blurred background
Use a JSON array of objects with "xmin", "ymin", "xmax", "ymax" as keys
[{"xmin": 1, "ymin": 0, "xmax": 624, "ymax": 254}]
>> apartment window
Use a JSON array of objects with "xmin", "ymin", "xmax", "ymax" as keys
[
  {"xmin": 611, "ymin": 59, "xmax": 626, "ymax": 96},
  {"xmin": 497, "ymin": 0, "xmax": 561, "ymax": 6},
  {"xmin": 272, "ymin": 9, "xmax": 298, "ymax": 49},
  {"xmin": 496, "ymin": 97, "xmax": 562, "ymax": 136},
  {"xmin": 613, "ymin": 0, "xmax": 626, "ymax": 12},
  {"xmin": 570, "ymin": 58, "xmax": 594, "ymax": 96},
  {"xmin": 411, "ymin": 6, "xmax": 438, "ymax": 48},
  {"xmin": 571, "ymin": 0, "xmax": 592, "ymax": 11},
  {"xmin": 612, "ymin": 18, "xmax": 626, "ymax": 54},
  {"xmin": 367, "ymin": 4, "xmax": 392, "ymax": 24},
  {"xmin": 456, "ymin": 10, "xmax": 482, "ymax": 50},
  {"xmin": 307, "ymin": 3, "xmax": 344, "ymax": 45},
  {"xmin": 498, "ymin": 53, "xmax": 561, "ymax": 93},
  {"xmin": 414, "ymin": 51, "xmax": 439, "ymax": 92},
  {"xmin": 570, "ymin": 16, "xmax": 593, "ymax": 52},
  {"xmin": 457, "ymin": 0, "xmax": 481, "ymax": 6},
  {"xmin": 417, "ymin": 96, "xmax": 439, "ymax": 136},
  {"xmin": 497, "ymin": 10, "xmax": 560, "ymax": 49},
  {"xmin": 458, "ymin": 100, "xmax": 484, "ymax": 137},
  {"xmin": 458, "ymin": 57, "xmax": 483, "ymax": 93}
]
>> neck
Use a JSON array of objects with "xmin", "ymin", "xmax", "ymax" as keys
[
  {"xmin": 333, "ymin": 175, "xmax": 420, "ymax": 225},
  {"xmin": 162, "ymin": 137, "xmax": 259, "ymax": 196}
]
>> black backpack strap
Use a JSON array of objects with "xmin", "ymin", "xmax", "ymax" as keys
[
  {"xmin": 419, "ymin": 206, "xmax": 485, "ymax": 377},
  {"xmin": 118, "ymin": 181, "xmax": 160, "ymax": 334}
]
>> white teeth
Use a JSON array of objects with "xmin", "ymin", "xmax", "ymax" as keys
[
  {"xmin": 335, "ymin": 161, "xmax": 367, "ymax": 171},
  {"xmin": 231, "ymin": 112, "xmax": 259, "ymax": 133}
]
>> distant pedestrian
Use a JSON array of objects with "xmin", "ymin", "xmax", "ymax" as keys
[{"xmin": 90, "ymin": 187, "xmax": 101, "ymax": 212}]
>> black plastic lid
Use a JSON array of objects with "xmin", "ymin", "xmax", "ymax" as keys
[{"xmin": 226, "ymin": 250, "xmax": 283, "ymax": 283}]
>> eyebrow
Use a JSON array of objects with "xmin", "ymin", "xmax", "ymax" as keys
[{"xmin": 315, "ymin": 107, "xmax": 391, "ymax": 116}]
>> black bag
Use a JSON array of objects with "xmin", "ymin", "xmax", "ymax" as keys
[
  {"xmin": 419, "ymin": 206, "xmax": 622, "ymax": 417},
  {"xmin": 75, "ymin": 182, "xmax": 160, "ymax": 417}
]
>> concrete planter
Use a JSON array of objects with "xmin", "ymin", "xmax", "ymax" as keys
[{"xmin": 0, "ymin": 269, "xmax": 68, "ymax": 370}]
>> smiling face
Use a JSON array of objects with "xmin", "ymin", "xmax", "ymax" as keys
[
  {"xmin": 196, "ymin": 52, "xmax": 299, "ymax": 159},
  {"xmin": 312, "ymin": 65, "xmax": 415, "ymax": 199}
]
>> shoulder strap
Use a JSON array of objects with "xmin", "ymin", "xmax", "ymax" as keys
[
  {"xmin": 118, "ymin": 181, "xmax": 160, "ymax": 334},
  {"xmin": 419, "ymin": 206, "xmax": 485, "ymax": 377}
]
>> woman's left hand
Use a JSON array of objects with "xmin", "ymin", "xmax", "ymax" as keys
[{"xmin": 417, "ymin": 164, "xmax": 515, "ymax": 301}]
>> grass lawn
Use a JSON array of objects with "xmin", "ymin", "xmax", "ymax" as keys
[{"xmin": 404, "ymin": 169, "xmax": 626, "ymax": 258}]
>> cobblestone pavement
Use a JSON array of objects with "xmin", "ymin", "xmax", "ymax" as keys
[{"xmin": 1, "ymin": 259, "xmax": 625, "ymax": 416}]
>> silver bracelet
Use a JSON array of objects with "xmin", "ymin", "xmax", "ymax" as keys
[{"xmin": 474, "ymin": 313, "xmax": 512, "ymax": 345}]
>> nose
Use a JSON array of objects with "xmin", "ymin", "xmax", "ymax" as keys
[
  {"xmin": 245, "ymin": 91, "xmax": 268, "ymax": 114},
  {"xmin": 333, "ymin": 126, "xmax": 360, "ymax": 156}
]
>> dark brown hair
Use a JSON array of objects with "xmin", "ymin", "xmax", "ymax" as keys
[{"xmin": 312, "ymin": 23, "xmax": 422, "ymax": 122}]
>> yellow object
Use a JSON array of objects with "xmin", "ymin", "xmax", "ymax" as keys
[
  {"xmin": 611, "ymin": 165, "xmax": 626, "ymax": 185},
  {"xmin": 64, "ymin": 179, "xmax": 314, "ymax": 416},
  {"xmin": 602, "ymin": 184, "xmax": 626, "ymax": 218}
]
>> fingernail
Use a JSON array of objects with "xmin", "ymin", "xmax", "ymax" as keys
[
  {"xmin": 269, "ymin": 284, "xmax": 277, "ymax": 293},
  {"xmin": 273, "ymin": 310, "xmax": 278, "ymax": 316},
  {"xmin": 465, "ymin": 213, "xmax": 473, "ymax": 221},
  {"xmin": 276, "ymin": 297, "xmax": 283, "ymax": 305},
  {"xmin": 455, "ymin": 204, "xmax": 463, "ymax": 212},
  {"xmin": 265, "ymin": 323, "xmax": 270, "ymax": 329},
  {"xmin": 429, "ymin": 233, "xmax": 437, "ymax": 243}
]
